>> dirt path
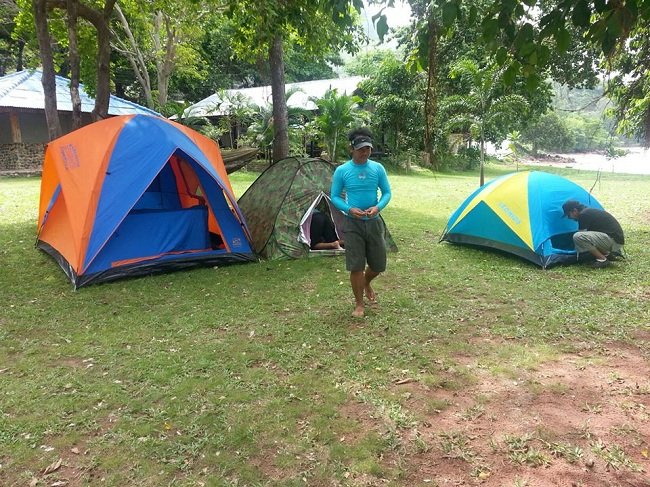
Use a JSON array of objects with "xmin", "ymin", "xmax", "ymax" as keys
[{"xmin": 343, "ymin": 336, "xmax": 650, "ymax": 486}]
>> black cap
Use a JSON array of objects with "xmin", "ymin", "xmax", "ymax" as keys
[
  {"xmin": 351, "ymin": 135, "xmax": 373, "ymax": 150},
  {"xmin": 562, "ymin": 200, "xmax": 582, "ymax": 217}
]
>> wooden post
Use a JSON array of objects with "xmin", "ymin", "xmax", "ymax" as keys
[{"xmin": 10, "ymin": 112, "xmax": 22, "ymax": 143}]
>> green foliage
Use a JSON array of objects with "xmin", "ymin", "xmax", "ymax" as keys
[
  {"xmin": 358, "ymin": 52, "xmax": 426, "ymax": 155},
  {"xmin": 476, "ymin": 0, "xmax": 644, "ymax": 75},
  {"xmin": 442, "ymin": 59, "xmax": 529, "ymax": 145},
  {"xmin": 395, "ymin": 0, "xmax": 649, "ymax": 145},
  {"xmin": 224, "ymin": 0, "xmax": 366, "ymax": 161},
  {"xmin": 564, "ymin": 113, "xmax": 616, "ymax": 152},
  {"xmin": 344, "ymin": 49, "xmax": 397, "ymax": 77},
  {"xmin": 440, "ymin": 58, "xmax": 530, "ymax": 183},
  {"xmin": 605, "ymin": 30, "xmax": 650, "ymax": 142},
  {"xmin": 311, "ymin": 88, "xmax": 368, "ymax": 164},
  {"xmin": 170, "ymin": 13, "xmax": 343, "ymax": 104},
  {"xmin": 13, "ymin": 0, "xmax": 99, "ymax": 81},
  {"xmin": 240, "ymin": 87, "xmax": 312, "ymax": 155},
  {"xmin": 522, "ymin": 109, "xmax": 625, "ymax": 155},
  {"xmin": 444, "ymin": 146, "xmax": 482, "ymax": 170},
  {"xmin": 521, "ymin": 112, "xmax": 575, "ymax": 154},
  {"xmin": 475, "ymin": 0, "xmax": 650, "ymax": 143},
  {"xmin": 225, "ymin": 0, "xmax": 365, "ymax": 62},
  {"xmin": 0, "ymin": 0, "xmax": 34, "ymax": 73},
  {"xmin": 162, "ymin": 101, "xmax": 211, "ymax": 131}
]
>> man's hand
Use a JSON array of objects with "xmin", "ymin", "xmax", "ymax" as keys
[
  {"xmin": 365, "ymin": 206, "xmax": 379, "ymax": 218},
  {"xmin": 349, "ymin": 208, "xmax": 366, "ymax": 218}
]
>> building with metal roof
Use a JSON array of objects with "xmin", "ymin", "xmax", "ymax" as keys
[
  {"xmin": 0, "ymin": 69, "xmax": 160, "ymax": 173},
  {"xmin": 182, "ymin": 76, "xmax": 365, "ymax": 118}
]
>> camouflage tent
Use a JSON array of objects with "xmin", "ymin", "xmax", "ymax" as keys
[{"xmin": 237, "ymin": 157, "xmax": 397, "ymax": 260}]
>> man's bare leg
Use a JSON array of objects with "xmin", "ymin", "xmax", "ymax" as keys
[
  {"xmin": 364, "ymin": 267, "xmax": 380, "ymax": 303},
  {"xmin": 350, "ymin": 271, "xmax": 366, "ymax": 317}
]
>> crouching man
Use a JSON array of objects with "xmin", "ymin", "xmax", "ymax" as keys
[{"xmin": 562, "ymin": 199, "xmax": 625, "ymax": 268}]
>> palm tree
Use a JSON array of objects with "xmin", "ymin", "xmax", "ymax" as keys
[
  {"xmin": 442, "ymin": 59, "xmax": 529, "ymax": 186},
  {"xmin": 245, "ymin": 86, "xmax": 312, "ymax": 160},
  {"xmin": 165, "ymin": 101, "xmax": 210, "ymax": 131},
  {"xmin": 311, "ymin": 88, "xmax": 368, "ymax": 164}
]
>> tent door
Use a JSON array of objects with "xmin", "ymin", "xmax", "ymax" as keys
[{"xmin": 298, "ymin": 192, "xmax": 345, "ymax": 250}]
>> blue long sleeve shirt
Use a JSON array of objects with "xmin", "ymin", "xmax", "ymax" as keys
[{"xmin": 330, "ymin": 159, "xmax": 391, "ymax": 218}]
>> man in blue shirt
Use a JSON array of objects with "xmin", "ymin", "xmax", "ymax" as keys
[{"xmin": 331, "ymin": 128, "xmax": 392, "ymax": 317}]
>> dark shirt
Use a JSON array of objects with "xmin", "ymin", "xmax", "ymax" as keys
[
  {"xmin": 310, "ymin": 211, "xmax": 338, "ymax": 249},
  {"xmin": 578, "ymin": 208, "xmax": 625, "ymax": 244}
]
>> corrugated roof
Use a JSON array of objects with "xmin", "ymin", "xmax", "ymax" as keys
[
  {"xmin": 183, "ymin": 76, "xmax": 365, "ymax": 117},
  {"xmin": 0, "ymin": 69, "xmax": 161, "ymax": 117}
]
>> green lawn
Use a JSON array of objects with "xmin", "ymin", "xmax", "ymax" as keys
[{"xmin": 1, "ymin": 164, "xmax": 649, "ymax": 486}]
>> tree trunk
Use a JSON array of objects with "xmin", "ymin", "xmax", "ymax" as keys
[
  {"xmin": 641, "ymin": 106, "xmax": 650, "ymax": 149},
  {"xmin": 424, "ymin": 14, "xmax": 439, "ymax": 170},
  {"xmin": 16, "ymin": 39, "xmax": 25, "ymax": 71},
  {"xmin": 113, "ymin": 4, "xmax": 154, "ymax": 107},
  {"xmin": 33, "ymin": 0, "xmax": 62, "ymax": 140},
  {"xmin": 92, "ymin": 0, "xmax": 116, "ymax": 121},
  {"xmin": 479, "ymin": 125, "xmax": 485, "ymax": 186},
  {"xmin": 154, "ymin": 11, "xmax": 176, "ymax": 107},
  {"xmin": 269, "ymin": 34, "xmax": 289, "ymax": 163},
  {"xmin": 43, "ymin": 0, "xmax": 116, "ymax": 122},
  {"xmin": 67, "ymin": 0, "xmax": 82, "ymax": 130}
]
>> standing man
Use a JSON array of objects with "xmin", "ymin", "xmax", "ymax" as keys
[
  {"xmin": 562, "ymin": 199, "xmax": 625, "ymax": 268},
  {"xmin": 331, "ymin": 128, "xmax": 392, "ymax": 317}
]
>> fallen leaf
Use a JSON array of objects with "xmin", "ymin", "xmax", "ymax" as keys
[
  {"xmin": 641, "ymin": 448, "xmax": 648, "ymax": 458},
  {"xmin": 70, "ymin": 448, "xmax": 80, "ymax": 455},
  {"xmin": 51, "ymin": 481, "xmax": 68, "ymax": 487},
  {"xmin": 42, "ymin": 458, "xmax": 62, "ymax": 475},
  {"xmin": 29, "ymin": 478, "xmax": 38, "ymax": 487}
]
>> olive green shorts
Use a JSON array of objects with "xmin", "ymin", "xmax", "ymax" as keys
[{"xmin": 343, "ymin": 217, "xmax": 387, "ymax": 272}]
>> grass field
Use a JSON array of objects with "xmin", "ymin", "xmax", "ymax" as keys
[{"xmin": 1, "ymin": 164, "xmax": 649, "ymax": 486}]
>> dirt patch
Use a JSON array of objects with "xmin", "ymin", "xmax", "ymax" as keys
[
  {"xmin": 24, "ymin": 412, "xmax": 119, "ymax": 487},
  {"xmin": 381, "ymin": 341, "xmax": 650, "ymax": 486}
]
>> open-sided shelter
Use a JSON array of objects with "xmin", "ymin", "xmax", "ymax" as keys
[
  {"xmin": 237, "ymin": 157, "xmax": 397, "ymax": 260},
  {"xmin": 440, "ymin": 171, "xmax": 604, "ymax": 268},
  {"xmin": 37, "ymin": 114, "xmax": 255, "ymax": 288}
]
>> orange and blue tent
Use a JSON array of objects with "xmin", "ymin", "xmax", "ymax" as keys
[
  {"xmin": 37, "ymin": 114, "xmax": 255, "ymax": 288},
  {"xmin": 440, "ymin": 171, "xmax": 604, "ymax": 268}
]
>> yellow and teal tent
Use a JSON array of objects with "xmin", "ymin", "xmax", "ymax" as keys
[{"xmin": 440, "ymin": 171, "xmax": 604, "ymax": 268}]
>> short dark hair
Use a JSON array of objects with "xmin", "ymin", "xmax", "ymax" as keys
[
  {"xmin": 348, "ymin": 127, "xmax": 373, "ymax": 143},
  {"xmin": 562, "ymin": 199, "xmax": 586, "ymax": 217}
]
